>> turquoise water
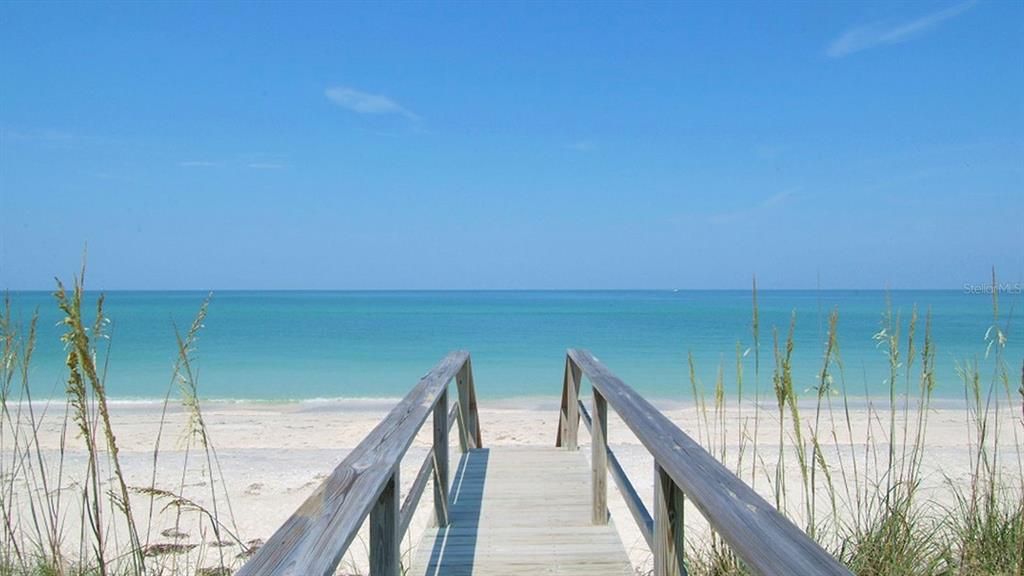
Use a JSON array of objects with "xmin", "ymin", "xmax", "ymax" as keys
[{"xmin": 4, "ymin": 290, "xmax": 1021, "ymax": 401}]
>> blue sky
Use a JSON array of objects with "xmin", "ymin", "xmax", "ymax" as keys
[{"xmin": 1, "ymin": 1, "xmax": 1021, "ymax": 290}]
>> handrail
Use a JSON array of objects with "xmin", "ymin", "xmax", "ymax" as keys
[
  {"xmin": 577, "ymin": 400, "xmax": 654, "ymax": 547},
  {"xmin": 238, "ymin": 351, "xmax": 482, "ymax": 576},
  {"xmin": 557, "ymin": 349, "xmax": 851, "ymax": 576}
]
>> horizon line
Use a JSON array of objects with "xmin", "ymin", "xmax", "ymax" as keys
[{"xmin": 1, "ymin": 287, "xmax": 1008, "ymax": 293}]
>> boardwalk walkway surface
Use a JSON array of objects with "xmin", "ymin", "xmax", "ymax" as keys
[{"xmin": 408, "ymin": 446, "xmax": 634, "ymax": 576}]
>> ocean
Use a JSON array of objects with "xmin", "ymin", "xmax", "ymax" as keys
[{"xmin": 4, "ymin": 290, "xmax": 1021, "ymax": 402}]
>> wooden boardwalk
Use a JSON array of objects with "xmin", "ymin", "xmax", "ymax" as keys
[
  {"xmin": 408, "ymin": 446, "xmax": 633, "ymax": 576},
  {"xmin": 239, "ymin": 350, "xmax": 851, "ymax": 576}
]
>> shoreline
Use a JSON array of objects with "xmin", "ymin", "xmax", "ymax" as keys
[{"xmin": 10, "ymin": 392, "xmax": 999, "ymax": 412}]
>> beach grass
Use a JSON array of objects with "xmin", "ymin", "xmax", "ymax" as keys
[
  {"xmin": 0, "ymin": 270, "xmax": 247, "ymax": 576},
  {"xmin": 676, "ymin": 273, "xmax": 1023, "ymax": 576}
]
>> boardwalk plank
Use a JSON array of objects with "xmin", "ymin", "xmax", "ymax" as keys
[{"xmin": 408, "ymin": 447, "xmax": 634, "ymax": 576}]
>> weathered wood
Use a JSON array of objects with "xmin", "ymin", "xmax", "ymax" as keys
[
  {"xmin": 654, "ymin": 464, "xmax": 686, "ymax": 576},
  {"xmin": 430, "ymin": 451, "xmax": 449, "ymax": 531},
  {"xmin": 370, "ymin": 469, "xmax": 400, "ymax": 576},
  {"xmin": 567, "ymin": 349, "xmax": 852, "ymax": 576},
  {"xmin": 399, "ymin": 451, "xmax": 433, "ymax": 538},
  {"xmin": 408, "ymin": 447, "xmax": 633, "ymax": 576},
  {"xmin": 433, "ymin": 388, "xmax": 450, "ymax": 527},
  {"xmin": 465, "ymin": 358, "xmax": 483, "ymax": 448},
  {"xmin": 457, "ymin": 365, "xmax": 471, "ymax": 449},
  {"xmin": 556, "ymin": 356, "xmax": 582, "ymax": 449},
  {"xmin": 579, "ymin": 400, "xmax": 654, "ymax": 547},
  {"xmin": 455, "ymin": 401, "xmax": 468, "ymax": 452},
  {"xmin": 237, "ymin": 351, "xmax": 470, "ymax": 576},
  {"xmin": 447, "ymin": 402, "xmax": 458, "ymax": 432},
  {"xmin": 592, "ymin": 389, "xmax": 608, "ymax": 525},
  {"xmin": 456, "ymin": 359, "xmax": 482, "ymax": 450}
]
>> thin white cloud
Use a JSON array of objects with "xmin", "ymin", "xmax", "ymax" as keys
[
  {"xmin": 178, "ymin": 160, "xmax": 219, "ymax": 168},
  {"xmin": 568, "ymin": 140, "xmax": 597, "ymax": 152},
  {"xmin": 826, "ymin": 0, "xmax": 976, "ymax": 58},
  {"xmin": 325, "ymin": 86, "xmax": 416, "ymax": 119},
  {"xmin": 761, "ymin": 189, "xmax": 795, "ymax": 208},
  {"xmin": 4, "ymin": 128, "xmax": 75, "ymax": 141},
  {"xmin": 708, "ymin": 188, "xmax": 799, "ymax": 225}
]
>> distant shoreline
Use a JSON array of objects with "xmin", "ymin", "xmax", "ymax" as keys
[
  {"xmin": 3, "ymin": 288, "xmax": 1009, "ymax": 293},
  {"xmin": 12, "ymin": 394, "xmax": 993, "ymax": 413}
]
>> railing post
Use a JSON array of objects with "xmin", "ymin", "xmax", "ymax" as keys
[
  {"xmin": 456, "ymin": 359, "xmax": 479, "ymax": 450},
  {"xmin": 433, "ymin": 388, "xmax": 450, "ymax": 527},
  {"xmin": 454, "ymin": 403, "xmax": 469, "ymax": 452},
  {"xmin": 654, "ymin": 464, "xmax": 686, "ymax": 576},
  {"xmin": 369, "ymin": 468, "xmax": 400, "ymax": 576},
  {"xmin": 592, "ymin": 388, "xmax": 608, "ymax": 524},
  {"xmin": 558, "ymin": 356, "xmax": 582, "ymax": 450}
]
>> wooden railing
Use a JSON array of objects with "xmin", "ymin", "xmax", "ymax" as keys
[
  {"xmin": 238, "ymin": 351, "xmax": 482, "ymax": 576},
  {"xmin": 556, "ymin": 349, "xmax": 852, "ymax": 576}
]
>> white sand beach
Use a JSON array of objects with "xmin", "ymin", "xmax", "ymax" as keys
[{"xmin": 9, "ymin": 396, "xmax": 1022, "ymax": 574}]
